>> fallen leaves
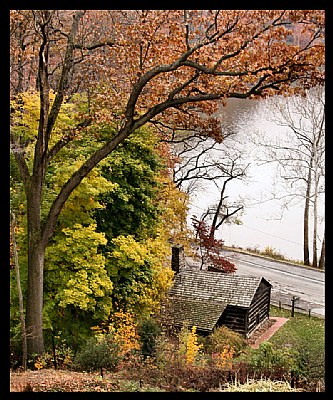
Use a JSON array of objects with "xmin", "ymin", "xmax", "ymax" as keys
[{"xmin": 10, "ymin": 369, "xmax": 122, "ymax": 392}]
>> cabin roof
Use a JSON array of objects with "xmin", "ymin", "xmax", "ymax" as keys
[
  {"xmin": 168, "ymin": 270, "xmax": 272, "ymax": 331},
  {"xmin": 169, "ymin": 270, "xmax": 271, "ymax": 307},
  {"xmin": 169, "ymin": 296, "xmax": 228, "ymax": 332}
]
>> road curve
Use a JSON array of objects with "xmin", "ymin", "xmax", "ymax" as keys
[{"xmin": 184, "ymin": 249, "xmax": 325, "ymax": 318}]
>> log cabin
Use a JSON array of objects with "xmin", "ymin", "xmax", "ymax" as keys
[{"xmin": 167, "ymin": 246, "xmax": 272, "ymax": 338}]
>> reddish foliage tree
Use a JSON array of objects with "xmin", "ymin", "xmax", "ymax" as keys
[{"xmin": 191, "ymin": 216, "xmax": 236, "ymax": 273}]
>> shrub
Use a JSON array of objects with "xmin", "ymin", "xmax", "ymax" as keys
[
  {"xmin": 291, "ymin": 339, "xmax": 325, "ymax": 382},
  {"xmin": 239, "ymin": 342, "xmax": 296, "ymax": 378},
  {"xmin": 74, "ymin": 333, "xmax": 120, "ymax": 374},
  {"xmin": 178, "ymin": 323, "xmax": 204, "ymax": 366},
  {"xmin": 153, "ymin": 331, "xmax": 175, "ymax": 370},
  {"xmin": 204, "ymin": 325, "xmax": 248, "ymax": 356},
  {"xmin": 137, "ymin": 317, "xmax": 162, "ymax": 358},
  {"xmin": 92, "ymin": 310, "xmax": 141, "ymax": 358}
]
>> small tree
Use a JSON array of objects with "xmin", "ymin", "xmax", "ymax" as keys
[
  {"xmin": 191, "ymin": 216, "xmax": 236, "ymax": 272},
  {"xmin": 10, "ymin": 211, "xmax": 27, "ymax": 370}
]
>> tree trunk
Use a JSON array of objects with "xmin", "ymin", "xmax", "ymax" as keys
[
  {"xmin": 11, "ymin": 211, "xmax": 27, "ymax": 370},
  {"xmin": 209, "ymin": 192, "xmax": 224, "ymax": 241},
  {"xmin": 25, "ymin": 182, "xmax": 46, "ymax": 356},
  {"xmin": 318, "ymin": 229, "xmax": 325, "ymax": 269},
  {"xmin": 303, "ymin": 167, "xmax": 311, "ymax": 266},
  {"xmin": 312, "ymin": 173, "xmax": 319, "ymax": 268},
  {"xmin": 25, "ymin": 239, "xmax": 45, "ymax": 356}
]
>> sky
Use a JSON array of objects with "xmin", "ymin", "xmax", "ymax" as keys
[{"xmin": 186, "ymin": 97, "xmax": 325, "ymax": 262}]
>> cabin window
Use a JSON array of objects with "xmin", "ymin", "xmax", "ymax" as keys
[{"xmin": 256, "ymin": 313, "xmax": 260, "ymax": 325}]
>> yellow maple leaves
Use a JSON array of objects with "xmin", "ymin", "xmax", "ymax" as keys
[{"xmin": 178, "ymin": 324, "xmax": 204, "ymax": 366}]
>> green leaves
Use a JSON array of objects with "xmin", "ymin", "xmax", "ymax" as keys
[{"xmin": 94, "ymin": 127, "xmax": 162, "ymax": 241}]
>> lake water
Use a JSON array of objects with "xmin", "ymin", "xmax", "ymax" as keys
[{"xmin": 184, "ymin": 96, "xmax": 325, "ymax": 263}]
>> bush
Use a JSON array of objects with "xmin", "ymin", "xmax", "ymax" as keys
[
  {"xmin": 74, "ymin": 334, "xmax": 121, "ymax": 373},
  {"xmin": 291, "ymin": 339, "xmax": 325, "ymax": 382},
  {"xmin": 137, "ymin": 317, "xmax": 162, "ymax": 358},
  {"xmin": 178, "ymin": 324, "xmax": 204, "ymax": 366},
  {"xmin": 238, "ymin": 342, "xmax": 296, "ymax": 378},
  {"xmin": 32, "ymin": 345, "xmax": 75, "ymax": 371},
  {"xmin": 204, "ymin": 326, "xmax": 248, "ymax": 356}
]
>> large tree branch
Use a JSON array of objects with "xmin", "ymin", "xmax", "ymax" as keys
[
  {"xmin": 41, "ymin": 126, "xmax": 131, "ymax": 247},
  {"xmin": 215, "ymin": 205, "xmax": 244, "ymax": 231},
  {"xmin": 73, "ymin": 40, "xmax": 115, "ymax": 51},
  {"xmin": 41, "ymin": 91, "xmax": 223, "ymax": 247},
  {"xmin": 45, "ymin": 117, "xmax": 93, "ymax": 166},
  {"xmin": 46, "ymin": 10, "xmax": 85, "ymax": 137}
]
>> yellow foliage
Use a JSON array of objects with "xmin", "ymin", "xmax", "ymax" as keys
[
  {"xmin": 10, "ymin": 89, "xmax": 79, "ymax": 165},
  {"xmin": 178, "ymin": 324, "xmax": 203, "ymax": 366},
  {"xmin": 110, "ymin": 234, "xmax": 174, "ymax": 315},
  {"xmin": 47, "ymin": 223, "xmax": 113, "ymax": 319},
  {"xmin": 157, "ymin": 176, "xmax": 192, "ymax": 248},
  {"xmin": 51, "ymin": 157, "xmax": 118, "ymax": 226},
  {"xmin": 92, "ymin": 310, "xmax": 140, "ymax": 357},
  {"xmin": 212, "ymin": 345, "xmax": 235, "ymax": 369},
  {"xmin": 34, "ymin": 357, "xmax": 47, "ymax": 370}
]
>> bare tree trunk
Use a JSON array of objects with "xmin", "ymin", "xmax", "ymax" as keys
[
  {"xmin": 312, "ymin": 111, "xmax": 324, "ymax": 268},
  {"xmin": 11, "ymin": 211, "xmax": 27, "ymax": 370},
  {"xmin": 318, "ymin": 229, "xmax": 325, "ymax": 269},
  {"xmin": 303, "ymin": 167, "xmax": 311, "ymax": 266},
  {"xmin": 312, "ymin": 173, "xmax": 319, "ymax": 268},
  {"xmin": 209, "ymin": 186, "xmax": 226, "ymax": 241}
]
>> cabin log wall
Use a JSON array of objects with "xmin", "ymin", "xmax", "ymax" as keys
[
  {"xmin": 217, "ymin": 282, "xmax": 271, "ymax": 337},
  {"xmin": 218, "ymin": 306, "xmax": 248, "ymax": 336},
  {"xmin": 247, "ymin": 284, "xmax": 271, "ymax": 336}
]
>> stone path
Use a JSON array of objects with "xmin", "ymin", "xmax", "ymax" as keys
[{"xmin": 249, "ymin": 317, "xmax": 289, "ymax": 349}]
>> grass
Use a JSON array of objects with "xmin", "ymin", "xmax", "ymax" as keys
[
  {"xmin": 268, "ymin": 304, "xmax": 325, "ymax": 349},
  {"xmin": 218, "ymin": 377, "xmax": 304, "ymax": 392},
  {"xmin": 226, "ymin": 244, "xmax": 305, "ymax": 266},
  {"xmin": 268, "ymin": 305, "xmax": 325, "ymax": 387}
]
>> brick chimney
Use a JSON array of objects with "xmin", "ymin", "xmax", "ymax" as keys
[{"xmin": 171, "ymin": 245, "xmax": 185, "ymax": 274}]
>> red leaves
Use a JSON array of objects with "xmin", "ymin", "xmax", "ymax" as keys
[{"xmin": 191, "ymin": 216, "xmax": 236, "ymax": 273}]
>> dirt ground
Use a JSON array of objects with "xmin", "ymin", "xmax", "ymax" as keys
[{"xmin": 10, "ymin": 369, "xmax": 122, "ymax": 392}]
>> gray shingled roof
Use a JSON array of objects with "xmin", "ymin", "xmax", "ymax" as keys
[
  {"xmin": 169, "ymin": 270, "xmax": 267, "ymax": 307},
  {"xmin": 168, "ymin": 270, "xmax": 271, "ymax": 331},
  {"xmin": 169, "ymin": 295, "xmax": 228, "ymax": 332}
]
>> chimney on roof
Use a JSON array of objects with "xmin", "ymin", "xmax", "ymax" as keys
[{"xmin": 171, "ymin": 245, "xmax": 185, "ymax": 274}]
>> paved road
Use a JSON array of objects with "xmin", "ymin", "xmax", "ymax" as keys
[
  {"xmin": 223, "ymin": 250, "xmax": 325, "ymax": 318},
  {"xmin": 185, "ymin": 249, "xmax": 325, "ymax": 318}
]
